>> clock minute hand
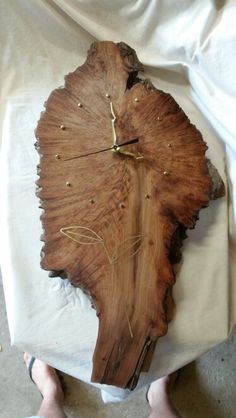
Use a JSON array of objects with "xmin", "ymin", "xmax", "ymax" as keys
[
  {"xmin": 63, "ymin": 138, "xmax": 139, "ymax": 161},
  {"xmin": 110, "ymin": 102, "xmax": 117, "ymax": 147}
]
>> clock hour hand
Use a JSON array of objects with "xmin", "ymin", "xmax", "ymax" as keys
[
  {"xmin": 114, "ymin": 138, "xmax": 143, "ymax": 160},
  {"xmin": 63, "ymin": 138, "xmax": 139, "ymax": 161}
]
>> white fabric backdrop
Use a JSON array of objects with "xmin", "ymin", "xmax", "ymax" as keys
[{"xmin": 0, "ymin": 0, "xmax": 235, "ymax": 402}]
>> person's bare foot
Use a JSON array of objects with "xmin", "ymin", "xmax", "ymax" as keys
[
  {"xmin": 24, "ymin": 352, "xmax": 64, "ymax": 405},
  {"xmin": 147, "ymin": 372, "xmax": 181, "ymax": 418}
]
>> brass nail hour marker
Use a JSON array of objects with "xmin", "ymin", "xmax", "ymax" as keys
[
  {"xmin": 106, "ymin": 93, "xmax": 110, "ymax": 98},
  {"xmin": 60, "ymin": 124, "xmax": 66, "ymax": 130},
  {"xmin": 167, "ymin": 143, "xmax": 172, "ymax": 148},
  {"xmin": 145, "ymin": 194, "xmax": 151, "ymax": 199},
  {"xmin": 163, "ymin": 171, "xmax": 170, "ymax": 176},
  {"xmin": 77, "ymin": 102, "xmax": 83, "ymax": 108},
  {"xmin": 55, "ymin": 154, "xmax": 60, "ymax": 159},
  {"xmin": 66, "ymin": 181, "xmax": 71, "ymax": 187},
  {"xmin": 119, "ymin": 203, "xmax": 125, "ymax": 209},
  {"xmin": 90, "ymin": 198, "xmax": 95, "ymax": 204},
  {"xmin": 134, "ymin": 97, "xmax": 139, "ymax": 102}
]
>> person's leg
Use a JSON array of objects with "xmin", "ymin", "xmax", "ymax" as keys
[
  {"xmin": 24, "ymin": 353, "xmax": 67, "ymax": 418},
  {"xmin": 147, "ymin": 372, "xmax": 181, "ymax": 418}
]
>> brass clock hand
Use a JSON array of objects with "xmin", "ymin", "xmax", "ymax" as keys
[
  {"xmin": 109, "ymin": 102, "xmax": 143, "ymax": 160},
  {"xmin": 110, "ymin": 102, "xmax": 117, "ymax": 146},
  {"xmin": 114, "ymin": 138, "xmax": 144, "ymax": 160},
  {"xmin": 63, "ymin": 138, "xmax": 139, "ymax": 161},
  {"xmin": 119, "ymin": 149, "xmax": 144, "ymax": 160}
]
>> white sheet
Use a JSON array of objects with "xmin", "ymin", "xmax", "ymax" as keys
[{"xmin": 0, "ymin": 0, "xmax": 235, "ymax": 402}]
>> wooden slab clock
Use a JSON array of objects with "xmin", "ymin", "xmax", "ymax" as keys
[{"xmin": 35, "ymin": 41, "xmax": 225, "ymax": 389}]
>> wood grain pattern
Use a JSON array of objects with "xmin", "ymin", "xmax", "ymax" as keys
[{"xmin": 35, "ymin": 41, "xmax": 224, "ymax": 389}]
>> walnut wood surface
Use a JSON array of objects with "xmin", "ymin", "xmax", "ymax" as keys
[{"xmin": 35, "ymin": 41, "xmax": 224, "ymax": 389}]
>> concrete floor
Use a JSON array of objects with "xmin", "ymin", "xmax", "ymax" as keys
[{"xmin": 0, "ymin": 277, "xmax": 235, "ymax": 418}]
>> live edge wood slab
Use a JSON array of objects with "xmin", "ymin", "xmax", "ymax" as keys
[{"xmin": 35, "ymin": 41, "xmax": 225, "ymax": 390}]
